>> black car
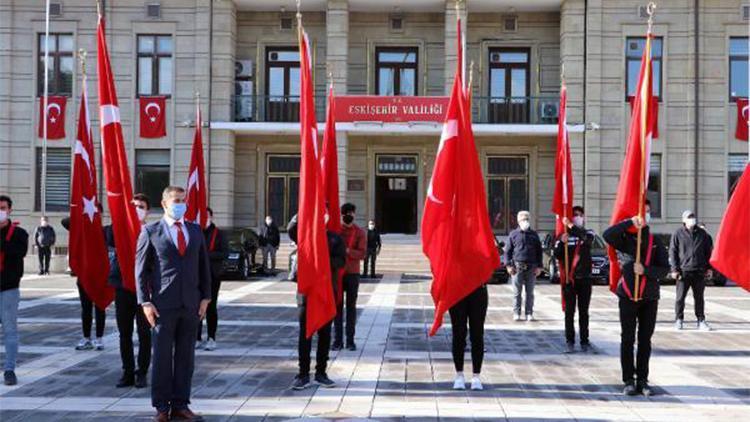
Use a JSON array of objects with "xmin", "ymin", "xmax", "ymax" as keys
[
  {"xmin": 220, "ymin": 227, "xmax": 261, "ymax": 280},
  {"xmin": 542, "ymin": 231, "xmax": 610, "ymax": 285}
]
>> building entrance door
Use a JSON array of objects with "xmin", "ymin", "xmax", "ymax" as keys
[
  {"xmin": 374, "ymin": 155, "xmax": 418, "ymax": 234},
  {"xmin": 265, "ymin": 154, "xmax": 300, "ymax": 228}
]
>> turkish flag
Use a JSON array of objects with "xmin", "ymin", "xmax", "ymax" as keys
[
  {"xmin": 297, "ymin": 23, "xmax": 336, "ymax": 339},
  {"xmin": 710, "ymin": 164, "xmax": 750, "ymax": 292},
  {"xmin": 38, "ymin": 96, "xmax": 66, "ymax": 139},
  {"xmin": 139, "ymin": 96, "xmax": 167, "ymax": 138},
  {"xmin": 629, "ymin": 96, "xmax": 659, "ymax": 139},
  {"xmin": 422, "ymin": 18, "xmax": 500, "ymax": 336},
  {"xmin": 185, "ymin": 104, "xmax": 208, "ymax": 228},
  {"xmin": 69, "ymin": 75, "xmax": 113, "ymax": 310},
  {"xmin": 321, "ymin": 87, "xmax": 342, "ymax": 234},
  {"xmin": 97, "ymin": 16, "xmax": 141, "ymax": 292},
  {"xmin": 552, "ymin": 84, "xmax": 574, "ymax": 238},
  {"xmin": 735, "ymin": 98, "xmax": 749, "ymax": 141},
  {"xmin": 607, "ymin": 34, "xmax": 655, "ymax": 293}
]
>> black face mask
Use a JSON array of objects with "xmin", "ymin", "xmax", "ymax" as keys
[{"xmin": 343, "ymin": 215, "xmax": 354, "ymax": 224}]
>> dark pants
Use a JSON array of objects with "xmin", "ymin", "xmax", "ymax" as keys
[
  {"xmin": 115, "ymin": 288, "xmax": 151, "ymax": 376},
  {"xmin": 334, "ymin": 273, "xmax": 359, "ymax": 345},
  {"xmin": 363, "ymin": 250, "xmax": 377, "ymax": 277},
  {"xmin": 618, "ymin": 297, "xmax": 658, "ymax": 384},
  {"xmin": 448, "ymin": 286, "xmax": 488, "ymax": 374},
  {"xmin": 151, "ymin": 307, "xmax": 199, "ymax": 412},
  {"xmin": 297, "ymin": 302, "xmax": 332, "ymax": 376},
  {"xmin": 77, "ymin": 281, "xmax": 105, "ymax": 338},
  {"xmin": 675, "ymin": 271, "xmax": 706, "ymax": 321},
  {"xmin": 198, "ymin": 276, "xmax": 222, "ymax": 341},
  {"xmin": 563, "ymin": 279, "xmax": 592, "ymax": 345},
  {"xmin": 38, "ymin": 246, "xmax": 51, "ymax": 273}
]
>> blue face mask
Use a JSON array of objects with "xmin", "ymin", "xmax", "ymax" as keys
[{"xmin": 169, "ymin": 203, "xmax": 187, "ymax": 220}]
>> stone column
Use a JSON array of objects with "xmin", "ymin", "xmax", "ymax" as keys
[{"xmin": 327, "ymin": 0, "xmax": 349, "ymax": 204}]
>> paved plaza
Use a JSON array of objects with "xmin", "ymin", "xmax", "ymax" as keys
[{"xmin": 1, "ymin": 272, "xmax": 749, "ymax": 421}]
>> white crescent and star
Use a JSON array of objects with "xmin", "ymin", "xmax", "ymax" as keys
[
  {"xmin": 742, "ymin": 104, "xmax": 750, "ymax": 121},
  {"xmin": 145, "ymin": 102, "xmax": 161, "ymax": 122},
  {"xmin": 82, "ymin": 196, "xmax": 98, "ymax": 223},
  {"xmin": 46, "ymin": 102, "xmax": 62, "ymax": 123}
]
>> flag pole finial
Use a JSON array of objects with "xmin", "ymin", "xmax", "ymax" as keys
[
  {"xmin": 296, "ymin": 0, "xmax": 302, "ymax": 21},
  {"xmin": 96, "ymin": 0, "xmax": 102, "ymax": 19},
  {"xmin": 646, "ymin": 2, "xmax": 656, "ymax": 32},
  {"xmin": 78, "ymin": 49, "xmax": 87, "ymax": 76},
  {"xmin": 560, "ymin": 63, "xmax": 565, "ymax": 87}
]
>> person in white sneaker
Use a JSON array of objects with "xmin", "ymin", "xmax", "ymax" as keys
[
  {"xmin": 449, "ymin": 285, "xmax": 488, "ymax": 391},
  {"xmin": 505, "ymin": 211, "xmax": 543, "ymax": 322}
]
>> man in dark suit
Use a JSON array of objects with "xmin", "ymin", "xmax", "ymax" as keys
[{"xmin": 136, "ymin": 186, "xmax": 211, "ymax": 422}]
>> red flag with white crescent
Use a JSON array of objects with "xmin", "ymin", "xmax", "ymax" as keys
[
  {"xmin": 185, "ymin": 103, "xmax": 208, "ymax": 228},
  {"xmin": 710, "ymin": 164, "xmax": 750, "ymax": 291},
  {"xmin": 97, "ymin": 15, "xmax": 141, "ymax": 292},
  {"xmin": 38, "ymin": 96, "xmax": 66, "ymax": 140},
  {"xmin": 69, "ymin": 74, "xmax": 113, "ymax": 310},
  {"xmin": 735, "ymin": 98, "xmax": 749, "ymax": 141},
  {"xmin": 139, "ymin": 96, "xmax": 167, "ymax": 138}
]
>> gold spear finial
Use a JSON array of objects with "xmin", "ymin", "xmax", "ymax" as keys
[
  {"xmin": 646, "ymin": 2, "xmax": 656, "ymax": 32},
  {"xmin": 78, "ymin": 49, "xmax": 87, "ymax": 75},
  {"xmin": 296, "ymin": 0, "xmax": 302, "ymax": 21}
]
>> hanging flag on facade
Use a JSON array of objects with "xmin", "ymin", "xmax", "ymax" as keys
[
  {"xmin": 38, "ymin": 95, "xmax": 66, "ymax": 139},
  {"xmin": 735, "ymin": 98, "xmax": 749, "ymax": 141},
  {"xmin": 139, "ymin": 96, "xmax": 167, "ymax": 138}
]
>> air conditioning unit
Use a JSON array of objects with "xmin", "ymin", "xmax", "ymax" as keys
[
  {"xmin": 235, "ymin": 81, "xmax": 254, "ymax": 121},
  {"xmin": 540, "ymin": 101, "xmax": 559, "ymax": 120},
  {"xmin": 235, "ymin": 59, "xmax": 254, "ymax": 79}
]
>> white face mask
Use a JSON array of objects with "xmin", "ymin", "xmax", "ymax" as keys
[
  {"xmin": 518, "ymin": 220, "xmax": 531, "ymax": 231},
  {"xmin": 0, "ymin": 210, "xmax": 8, "ymax": 223},
  {"xmin": 684, "ymin": 218, "xmax": 697, "ymax": 229},
  {"xmin": 573, "ymin": 216, "xmax": 585, "ymax": 227},
  {"xmin": 368, "ymin": 224, "xmax": 375, "ymax": 230},
  {"xmin": 136, "ymin": 207, "xmax": 148, "ymax": 222},
  {"xmin": 265, "ymin": 219, "xmax": 273, "ymax": 226},
  {"xmin": 644, "ymin": 212, "xmax": 652, "ymax": 224},
  {"xmin": 40, "ymin": 220, "xmax": 48, "ymax": 227}
]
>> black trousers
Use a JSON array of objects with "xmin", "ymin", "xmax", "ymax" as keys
[
  {"xmin": 297, "ymin": 302, "xmax": 332, "ymax": 376},
  {"xmin": 38, "ymin": 246, "xmax": 51, "ymax": 273},
  {"xmin": 77, "ymin": 281, "xmax": 105, "ymax": 338},
  {"xmin": 198, "ymin": 276, "xmax": 222, "ymax": 341},
  {"xmin": 563, "ymin": 279, "xmax": 592, "ymax": 345},
  {"xmin": 448, "ymin": 285, "xmax": 488, "ymax": 374},
  {"xmin": 363, "ymin": 250, "xmax": 377, "ymax": 277},
  {"xmin": 115, "ymin": 288, "xmax": 151, "ymax": 376},
  {"xmin": 618, "ymin": 297, "xmax": 658, "ymax": 384},
  {"xmin": 334, "ymin": 273, "xmax": 359, "ymax": 345},
  {"xmin": 151, "ymin": 307, "xmax": 199, "ymax": 412},
  {"xmin": 675, "ymin": 271, "xmax": 706, "ymax": 321}
]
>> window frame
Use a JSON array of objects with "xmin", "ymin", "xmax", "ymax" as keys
[
  {"xmin": 729, "ymin": 36, "xmax": 749, "ymax": 102},
  {"xmin": 485, "ymin": 155, "xmax": 530, "ymax": 235},
  {"xmin": 35, "ymin": 147, "xmax": 71, "ymax": 212},
  {"xmin": 728, "ymin": 153, "xmax": 748, "ymax": 199},
  {"xmin": 647, "ymin": 153, "xmax": 663, "ymax": 219},
  {"xmin": 264, "ymin": 46, "xmax": 301, "ymax": 100},
  {"xmin": 375, "ymin": 46, "xmax": 419, "ymax": 96},
  {"xmin": 136, "ymin": 34, "xmax": 174, "ymax": 98},
  {"xmin": 37, "ymin": 33, "xmax": 74, "ymax": 97},
  {"xmin": 625, "ymin": 36, "xmax": 663, "ymax": 101},
  {"xmin": 135, "ymin": 149, "xmax": 171, "ymax": 211},
  {"xmin": 487, "ymin": 47, "xmax": 531, "ymax": 100},
  {"xmin": 265, "ymin": 154, "xmax": 301, "ymax": 228}
]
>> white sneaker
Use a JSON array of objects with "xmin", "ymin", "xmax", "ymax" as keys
[
  {"xmin": 675, "ymin": 319, "xmax": 684, "ymax": 330},
  {"xmin": 205, "ymin": 338, "xmax": 217, "ymax": 351},
  {"xmin": 513, "ymin": 313, "xmax": 522, "ymax": 322},
  {"xmin": 698, "ymin": 320, "xmax": 712, "ymax": 331},
  {"xmin": 92, "ymin": 338, "xmax": 104, "ymax": 350},
  {"xmin": 526, "ymin": 314, "xmax": 535, "ymax": 322},
  {"xmin": 470, "ymin": 375, "xmax": 483, "ymax": 391},
  {"xmin": 75, "ymin": 338, "xmax": 93, "ymax": 351},
  {"xmin": 195, "ymin": 340, "xmax": 206, "ymax": 350},
  {"xmin": 452, "ymin": 373, "xmax": 466, "ymax": 390}
]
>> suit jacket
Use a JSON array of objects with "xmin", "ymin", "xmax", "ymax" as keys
[{"xmin": 136, "ymin": 219, "xmax": 211, "ymax": 312}]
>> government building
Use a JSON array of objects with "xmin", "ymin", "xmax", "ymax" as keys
[{"xmin": 1, "ymin": 0, "xmax": 749, "ymax": 249}]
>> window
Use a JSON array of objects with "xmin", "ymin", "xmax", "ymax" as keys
[
  {"xmin": 728, "ymin": 154, "xmax": 748, "ymax": 198},
  {"xmin": 35, "ymin": 148, "xmax": 71, "ymax": 212},
  {"xmin": 137, "ymin": 35, "xmax": 173, "ymax": 96},
  {"xmin": 625, "ymin": 37, "xmax": 662, "ymax": 100},
  {"xmin": 647, "ymin": 154, "xmax": 662, "ymax": 219},
  {"xmin": 729, "ymin": 37, "xmax": 748, "ymax": 101},
  {"xmin": 266, "ymin": 155, "xmax": 300, "ymax": 228},
  {"xmin": 37, "ymin": 33, "xmax": 74, "ymax": 96},
  {"xmin": 135, "ymin": 150, "xmax": 170, "ymax": 211},
  {"xmin": 265, "ymin": 47, "xmax": 300, "ymax": 121},
  {"xmin": 376, "ymin": 47, "xmax": 418, "ymax": 96},
  {"xmin": 488, "ymin": 48, "xmax": 530, "ymax": 123},
  {"xmin": 486, "ymin": 156, "xmax": 529, "ymax": 234}
]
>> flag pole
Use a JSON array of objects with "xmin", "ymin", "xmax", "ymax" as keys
[
  {"xmin": 634, "ymin": 2, "xmax": 656, "ymax": 302},
  {"xmin": 561, "ymin": 64, "xmax": 570, "ymax": 287},
  {"xmin": 41, "ymin": 0, "xmax": 51, "ymax": 216},
  {"xmin": 468, "ymin": 61, "xmax": 474, "ymax": 107}
]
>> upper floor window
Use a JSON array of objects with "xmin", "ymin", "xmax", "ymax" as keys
[
  {"xmin": 38, "ymin": 33, "xmax": 74, "ymax": 96},
  {"xmin": 728, "ymin": 154, "xmax": 748, "ymax": 199},
  {"xmin": 376, "ymin": 47, "xmax": 418, "ymax": 96},
  {"xmin": 137, "ymin": 35, "xmax": 173, "ymax": 97},
  {"xmin": 265, "ymin": 47, "xmax": 300, "ymax": 121},
  {"xmin": 626, "ymin": 37, "xmax": 662, "ymax": 100},
  {"xmin": 35, "ymin": 147, "xmax": 71, "ymax": 212},
  {"xmin": 488, "ymin": 48, "xmax": 530, "ymax": 123},
  {"xmin": 729, "ymin": 37, "xmax": 748, "ymax": 101}
]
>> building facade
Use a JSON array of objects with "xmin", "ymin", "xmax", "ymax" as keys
[{"xmin": 1, "ymin": 0, "xmax": 749, "ymax": 250}]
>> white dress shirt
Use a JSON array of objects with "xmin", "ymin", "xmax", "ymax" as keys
[{"xmin": 163, "ymin": 214, "xmax": 190, "ymax": 248}]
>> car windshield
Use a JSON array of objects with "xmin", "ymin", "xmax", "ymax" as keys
[{"xmin": 592, "ymin": 234, "xmax": 607, "ymax": 254}]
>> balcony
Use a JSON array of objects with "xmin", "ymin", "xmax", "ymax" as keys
[
  {"xmin": 472, "ymin": 96, "xmax": 560, "ymax": 125},
  {"xmin": 233, "ymin": 94, "xmax": 326, "ymax": 123}
]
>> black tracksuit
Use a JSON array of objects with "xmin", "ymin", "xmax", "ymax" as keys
[
  {"xmin": 1, "ymin": 222, "xmax": 29, "ymax": 291},
  {"xmin": 34, "ymin": 225, "xmax": 55, "ymax": 274},
  {"xmin": 106, "ymin": 225, "xmax": 151, "ymax": 377},
  {"xmin": 603, "ymin": 219, "xmax": 669, "ymax": 385},
  {"xmin": 448, "ymin": 285, "xmax": 488, "ymax": 374},
  {"xmin": 198, "ymin": 223, "xmax": 228, "ymax": 341},
  {"xmin": 363, "ymin": 228, "xmax": 381, "ymax": 277},
  {"xmin": 553, "ymin": 225, "xmax": 595, "ymax": 345},
  {"xmin": 669, "ymin": 226, "xmax": 713, "ymax": 321}
]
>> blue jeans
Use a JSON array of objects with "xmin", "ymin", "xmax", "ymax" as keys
[
  {"xmin": 0, "ymin": 288, "xmax": 20, "ymax": 371},
  {"xmin": 511, "ymin": 267, "xmax": 536, "ymax": 316}
]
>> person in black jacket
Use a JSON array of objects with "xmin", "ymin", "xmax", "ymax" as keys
[
  {"xmin": 260, "ymin": 216, "xmax": 281, "ymax": 273},
  {"xmin": 553, "ymin": 206, "xmax": 595, "ymax": 353},
  {"xmin": 603, "ymin": 200, "xmax": 669, "ymax": 397},
  {"xmin": 505, "ymin": 211, "xmax": 543, "ymax": 321},
  {"xmin": 288, "ymin": 215, "xmax": 346, "ymax": 390},
  {"xmin": 111, "ymin": 193, "xmax": 152, "ymax": 389},
  {"xmin": 669, "ymin": 210, "xmax": 714, "ymax": 331},
  {"xmin": 33, "ymin": 216, "xmax": 55, "ymax": 275},
  {"xmin": 0, "ymin": 195, "xmax": 29, "ymax": 386},
  {"xmin": 197, "ymin": 207, "xmax": 228, "ymax": 351},
  {"xmin": 362, "ymin": 220, "xmax": 381, "ymax": 278}
]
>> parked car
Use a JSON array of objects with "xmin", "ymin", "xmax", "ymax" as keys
[
  {"xmin": 542, "ymin": 231, "xmax": 610, "ymax": 285},
  {"xmin": 220, "ymin": 227, "xmax": 260, "ymax": 280}
]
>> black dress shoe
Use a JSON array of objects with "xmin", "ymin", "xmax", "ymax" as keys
[
  {"xmin": 116, "ymin": 373, "xmax": 134, "ymax": 388},
  {"xmin": 331, "ymin": 341, "xmax": 343, "ymax": 351},
  {"xmin": 4, "ymin": 370, "xmax": 17, "ymax": 386},
  {"xmin": 346, "ymin": 343, "xmax": 357, "ymax": 351},
  {"xmin": 152, "ymin": 410, "xmax": 169, "ymax": 422},
  {"xmin": 134, "ymin": 372, "xmax": 148, "ymax": 388}
]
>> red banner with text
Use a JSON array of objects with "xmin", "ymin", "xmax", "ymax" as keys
[{"xmin": 334, "ymin": 96, "xmax": 449, "ymax": 123}]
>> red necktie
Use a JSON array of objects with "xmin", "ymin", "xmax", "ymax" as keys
[{"xmin": 174, "ymin": 222, "xmax": 187, "ymax": 256}]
